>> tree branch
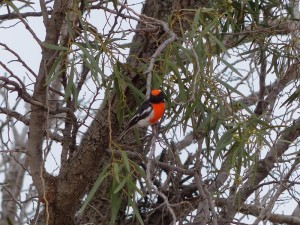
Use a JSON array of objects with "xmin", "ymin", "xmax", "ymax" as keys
[
  {"xmin": 0, "ymin": 43, "xmax": 37, "ymax": 77},
  {"xmin": 0, "ymin": 10, "xmax": 53, "ymax": 20},
  {"xmin": 216, "ymin": 199, "xmax": 300, "ymax": 225},
  {"xmin": 0, "ymin": 107, "xmax": 29, "ymax": 125}
]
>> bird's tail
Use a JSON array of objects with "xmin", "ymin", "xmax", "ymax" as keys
[{"xmin": 117, "ymin": 126, "xmax": 132, "ymax": 141}]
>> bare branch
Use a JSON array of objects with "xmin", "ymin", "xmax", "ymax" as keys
[
  {"xmin": 216, "ymin": 199, "xmax": 300, "ymax": 225},
  {"xmin": 0, "ymin": 10, "xmax": 53, "ymax": 20},
  {"xmin": 0, "ymin": 43, "xmax": 37, "ymax": 77},
  {"xmin": 5, "ymin": 2, "xmax": 42, "ymax": 45},
  {"xmin": 172, "ymin": 132, "xmax": 194, "ymax": 151},
  {"xmin": 253, "ymin": 157, "xmax": 300, "ymax": 224},
  {"xmin": 0, "ymin": 76, "xmax": 75, "ymax": 116},
  {"xmin": 0, "ymin": 108, "xmax": 29, "ymax": 125}
]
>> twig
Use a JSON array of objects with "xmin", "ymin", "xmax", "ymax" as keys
[
  {"xmin": 91, "ymin": 2, "xmax": 145, "ymax": 24},
  {"xmin": 218, "ymin": 116, "xmax": 300, "ymax": 223},
  {"xmin": 0, "ymin": 106, "xmax": 64, "ymax": 143},
  {"xmin": 0, "ymin": 10, "xmax": 53, "ymax": 20},
  {"xmin": 254, "ymin": 44, "xmax": 267, "ymax": 116},
  {"xmin": 0, "ymin": 43, "xmax": 38, "ymax": 77},
  {"xmin": 194, "ymin": 137, "xmax": 213, "ymax": 225},
  {"xmin": 0, "ymin": 107, "xmax": 29, "ymax": 125},
  {"xmin": 252, "ymin": 158, "xmax": 300, "ymax": 225},
  {"xmin": 0, "ymin": 62, "xmax": 28, "ymax": 91},
  {"xmin": 0, "ymin": 76, "xmax": 78, "ymax": 120},
  {"xmin": 0, "ymin": 149, "xmax": 28, "ymax": 154},
  {"xmin": 203, "ymin": 184, "xmax": 218, "ymax": 225},
  {"xmin": 144, "ymin": 27, "xmax": 177, "ymax": 97},
  {"xmin": 142, "ymin": 16, "xmax": 177, "ymax": 97},
  {"xmin": 30, "ymin": 200, "xmax": 41, "ymax": 225},
  {"xmin": 5, "ymin": 1, "xmax": 42, "ymax": 45},
  {"xmin": 1, "ymin": 184, "xmax": 30, "ymax": 221},
  {"xmin": 146, "ymin": 126, "xmax": 177, "ymax": 225}
]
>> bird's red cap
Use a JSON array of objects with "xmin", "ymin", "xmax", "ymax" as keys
[{"xmin": 151, "ymin": 89, "xmax": 161, "ymax": 96}]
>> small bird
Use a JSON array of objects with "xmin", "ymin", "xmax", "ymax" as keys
[{"xmin": 118, "ymin": 89, "xmax": 165, "ymax": 141}]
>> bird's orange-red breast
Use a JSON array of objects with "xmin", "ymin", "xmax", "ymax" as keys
[
  {"xmin": 147, "ymin": 89, "xmax": 165, "ymax": 124},
  {"xmin": 148, "ymin": 102, "xmax": 165, "ymax": 124}
]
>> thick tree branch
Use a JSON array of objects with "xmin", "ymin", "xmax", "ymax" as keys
[{"xmin": 215, "ymin": 199, "xmax": 300, "ymax": 225}]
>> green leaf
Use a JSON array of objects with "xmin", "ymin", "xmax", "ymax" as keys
[
  {"xmin": 74, "ymin": 42, "xmax": 106, "ymax": 87},
  {"xmin": 202, "ymin": 17, "xmax": 219, "ymax": 34},
  {"xmin": 214, "ymin": 127, "xmax": 237, "ymax": 162},
  {"xmin": 236, "ymin": 100, "xmax": 257, "ymax": 116},
  {"xmin": 78, "ymin": 164, "xmax": 110, "ymax": 215},
  {"xmin": 6, "ymin": 217, "xmax": 13, "ymax": 225},
  {"xmin": 121, "ymin": 75, "xmax": 145, "ymax": 100},
  {"xmin": 130, "ymin": 161, "xmax": 146, "ymax": 178},
  {"xmin": 208, "ymin": 33, "xmax": 229, "ymax": 56},
  {"xmin": 216, "ymin": 78, "xmax": 244, "ymax": 96},
  {"xmin": 192, "ymin": 9, "xmax": 201, "ymax": 29},
  {"xmin": 128, "ymin": 197, "xmax": 144, "ymax": 225},
  {"xmin": 72, "ymin": 84, "xmax": 79, "ymax": 108},
  {"xmin": 132, "ymin": 182, "xmax": 144, "ymax": 197},
  {"xmin": 120, "ymin": 150, "xmax": 130, "ymax": 172},
  {"xmin": 64, "ymin": 60, "xmax": 75, "ymax": 101},
  {"xmin": 114, "ymin": 174, "xmax": 129, "ymax": 194},
  {"xmin": 110, "ymin": 192, "xmax": 122, "ymax": 225},
  {"xmin": 41, "ymin": 42, "xmax": 69, "ymax": 51},
  {"xmin": 280, "ymin": 85, "xmax": 300, "ymax": 107},
  {"xmin": 256, "ymin": 131, "xmax": 272, "ymax": 149},
  {"xmin": 216, "ymin": 55, "xmax": 243, "ymax": 77},
  {"xmin": 113, "ymin": 163, "xmax": 120, "ymax": 183},
  {"xmin": 46, "ymin": 52, "xmax": 67, "ymax": 85},
  {"xmin": 181, "ymin": 101, "xmax": 198, "ymax": 133}
]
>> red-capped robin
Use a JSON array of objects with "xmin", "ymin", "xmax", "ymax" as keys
[{"xmin": 118, "ymin": 89, "xmax": 165, "ymax": 140}]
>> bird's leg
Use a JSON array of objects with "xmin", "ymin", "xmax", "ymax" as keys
[{"xmin": 151, "ymin": 123, "xmax": 159, "ymax": 136}]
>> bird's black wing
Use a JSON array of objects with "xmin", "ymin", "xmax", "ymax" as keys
[{"xmin": 127, "ymin": 100, "xmax": 152, "ymax": 128}]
